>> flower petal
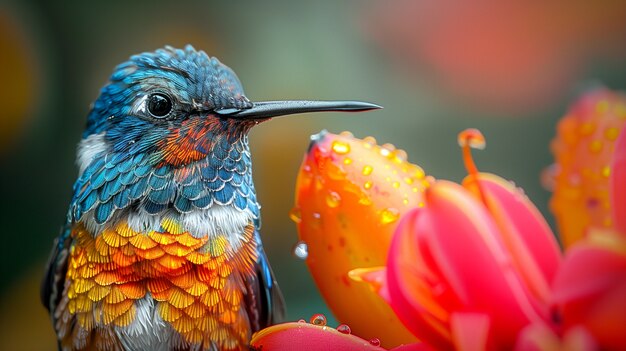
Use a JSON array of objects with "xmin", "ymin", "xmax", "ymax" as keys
[
  {"xmin": 395, "ymin": 180, "xmax": 547, "ymax": 348},
  {"xmin": 514, "ymin": 323, "xmax": 598, "ymax": 351},
  {"xmin": 550, "ymin": 231, "xmax": 626, "ymax": 350},
  {"xmin": 250, "ymin": 321, "xmax": 388, "ymax": 351},
  {"xmin": 463, "ymin": 173, "xmax": 562, "ymax": 305},
  {"xmin": 548, "ymin": 88, "xmax": 626, "ymax": 247},
  {"xmin": 450, "ymin": 313, "xmax": 491, "ymax": 351},
  {"xmin": 293, "ymin": 131, "xmax": 427, "ymax": 346},
  {"xmin": 610, "ymin": 125, "xmax": 626, "ymax": 235}
]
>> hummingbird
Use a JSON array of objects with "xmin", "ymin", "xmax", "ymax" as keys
[{"xmin": 41, "ymin": 45, "xmax": 379, "ymax": 351}]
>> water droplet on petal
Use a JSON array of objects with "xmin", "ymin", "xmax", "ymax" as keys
[
  {"xmin": 379, "ymin": 148, "xmax": 390, "ymax": 157},
  {"xmin": 310, "ymin": 313, "xmax": 327, "ymax": 326},
  {"xmin": 358, "ymin": 194, "xmax": 372, "ymax": 206},
  {"xmin": 382, "ymin": 143, "xmax": 396, "ymax": 151},
  {"xmin": 589, "ymin": 140, "xmax": 603, "ymax": 153},
  {"xmin": 289, "ymin": 207, "xmax": 302, "ymax": 223},
  {"xmin": 326, "ymin": 191, "xmax": 341, "ymax": 208},
  {"xmin": 332, "ymin": 141, "xmax": 351, "ymax": 155},
  {"xmin": 339, "ymin": 131, "xmax": 354, "ymax": 138},
  {"xmin": 369, "ymin": 338, "xmax": 381, "ymax": 347},
  {"xmin": 298, "ymin": 319, "xmax": 307, "ymax": 323},
  {"xmin": 362, "ymin": 165, "xmax": 373, "ymax": 176},
  {"xmin": 343, "ymin": 157, "xmax": 352, "ymax": 165},
  {"xmin": 293, "ymin": 241, "xmax": 308, "ymax": 260},
  {"xmin": 394, "ymin": 149, "xmax": 408, "ymax": 162},
  {"xmin": 336, "ymin": 324, "xmax": 351, "ymax": 334},
  {"xmin": 364, "ymin": 181, "xmax": 373, "ymax": 190},
  {"xmin": 363, "ymin": 136, "xmax": 377, "ymax": 148},
  {"xmin": 380, "ymin": 208, "xmax": 400, "ymax": 224}
]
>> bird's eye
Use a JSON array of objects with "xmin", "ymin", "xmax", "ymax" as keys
[{"xmin": 147, "ymin": 93, "xmax": 172, "ymax": 118}]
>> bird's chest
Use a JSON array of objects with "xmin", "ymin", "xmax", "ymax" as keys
[{"xmin": 60, "ymin": 209, "xmax": 258, "ymax": 351}]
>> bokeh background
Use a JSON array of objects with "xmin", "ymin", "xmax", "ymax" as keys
[{"xmin": 1, "ymin": 1, "xmax": 625, "ymax": 349}]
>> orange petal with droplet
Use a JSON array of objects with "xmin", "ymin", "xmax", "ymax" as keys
[
  {"xmin": 294, "ymin": 131, "xmax": 428, "ymax": 347},
  {"xmin": 610, "ymin": 126, "xmax": 626, "ymax": 235},
  {"xmin": 548, "ymin": 88, "xmax": 626, "ymax": 247}
]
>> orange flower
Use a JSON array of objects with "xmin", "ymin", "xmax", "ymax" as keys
[
  {"xmin": 291, "ymin": 131, "xmax": 429, "ymax": 347},
  {"xmin": 547, "ymin": 88, "xmax": 626, "ymax": 248}
]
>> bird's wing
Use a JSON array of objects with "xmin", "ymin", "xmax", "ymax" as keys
[
  {"xmin": 41, "ymin": 225, "xmax": 71, "ymax": 317},
  {"xmin": 245, "ymin": 229, "xmax": 286, "ymax": 332}
]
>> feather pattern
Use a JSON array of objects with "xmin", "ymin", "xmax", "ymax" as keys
[{"xmin": 42, "ymin": 45, "xmax": 284, "ymax": 351}]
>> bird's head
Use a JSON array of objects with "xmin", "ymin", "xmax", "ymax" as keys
[{"xmin": 82, "ymin": 45, "xmax": 379, "ymax": 169}]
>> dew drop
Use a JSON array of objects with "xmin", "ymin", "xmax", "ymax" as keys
[
  {"xmin": 336, "ymin": 324, "xmax": 351, "ymax": 334},
  {"xmin": 596, "ymin": 100, "xmax": 609, "ymax": 114},
  {"xmin": 289, "ymin": 207, "xmax": 302, "ymax": 223},
  {"xmin": 292, "ymin": 241, "xmax": 308, "ymax": 260},
  {"xmin": 358, "ymin": 194, "xmax": 372, "ymax": 206},
  {"xmin": 379, "ymin": 148, "xmax": 391, "ymax": 157},
  {"xmin": 394, "ymin": 149, "xmax": 408, "ymax": 162},
  {"xmin": 409, "ymin": 164, "xmax": 425, "ymax": 179},
  {"xmin": 312, "ymin": 212, "xmax": 321, "ymax": 220},
  {"xmin": 363, "ymin": 136, "xmax": 377, "ymax": 148},
  {"xmin": 310, "ymin": 313, "xmax": 327, "ymax": 326},
  {"xmin": 369, "ymin": 338, "xmax": 381, "ymax": 347},
  {"xmin": 382, "ymin": 143, "xmax": 396, "ymax": 151},
  {"xmin": 362, "ymin": 165, "xmax": 373, "ymax": 176},
  {"xmin": 605, "ymin": 127, "xmax": 620, "ymax": 141},
  {"xmin": 298, "ymin": 319, "xmax": 307, "ymax": 323},
  {"xmin": 364, "ymin": 181, "xmax": 373, "ymax": 190},
  {"xmin": 326, "ymin": 191, "xmax": 341, "ymax": 208},
  {"xmin": 343, "ymin": 158, "xmax": 353, "ymax": 165},
  {"xmin": 589, "ymin": 140, "xmax": 603, "ymax": 153},
  {"xmin": 380, "ymin": 208, "xmax": 400, "ymax": 224},
  {"xmin": 339, "ymin": 131, "xmax": 354, "ymax": 138},
  {"xmin": 392, "ymin": 181, "xmax": 400, "ymax": 189},
  {"xmin": 579, "ymin": 122, "xmax": 596, "ymax": 136},
  {"xmin": 332, "ymin": 140, "xmax": 351, "ymax": 155}
]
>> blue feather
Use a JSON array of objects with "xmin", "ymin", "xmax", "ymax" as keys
[
  {"xmin": 129, "ymin": 176, "xmax": 149, "ymax": 200},
  {"xmin": 214, "ymin": 184, "xmax": 235, "ymax": 204},
  {"xmin": 94, "ymin": 201, "xmax": 113, "ymax": 224},
  {"xmin": 193, "ymin": 195, "xmax": 213, "ymax": 209}
]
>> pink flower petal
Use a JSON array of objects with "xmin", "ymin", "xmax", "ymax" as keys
[
  {"xmin": 551, "ymin": 232, "xmax": 626, "ymax": 350},
  {"xmin": 250, "ymin": 321, "xmax": 388, "ymax": 351},
  {"xmin": 417, "ymin": 180, "xmax": 547, "ymax": 348},
  {"xmin": 450, "ymin": 313, "xmax": 491, "ymax": 351},
  {"xmin": 463, "ymin": 173, "xmax": 562, "ymax": 304},
  {"xmin": 514, "ymin": 323, "xmax": 598, "ymax": 351},
  {"xmin": 389, "ymin": 343, "xmax": 434, "ymax": 351},
  {"xmin": 386, "ymin": 208, "xmax": 454, "ymax": 350}
]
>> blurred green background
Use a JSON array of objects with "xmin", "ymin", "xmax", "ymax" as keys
[{"xmin": 1, "ymin": 1, "xmax": 625, "ymax": 349}]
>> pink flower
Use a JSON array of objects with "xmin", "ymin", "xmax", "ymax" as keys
[{"xmin": 357, "ymin": 129, "xmax": 562, "ymax": 349}]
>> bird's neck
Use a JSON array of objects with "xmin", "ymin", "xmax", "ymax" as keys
[{"xmin": 70, "ymin": 132, "xmax": 260, "ymax": 241}]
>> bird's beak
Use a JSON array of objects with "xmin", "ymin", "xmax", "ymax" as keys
[{"xmin": 214, "ymin": 100, "xmax": 382, "ymax": 120}]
